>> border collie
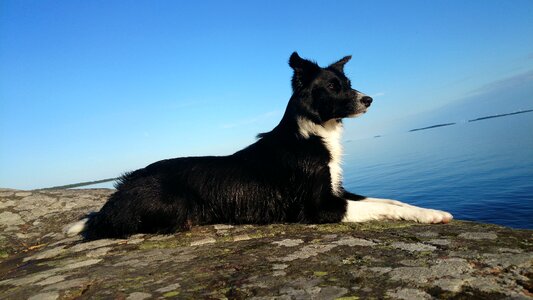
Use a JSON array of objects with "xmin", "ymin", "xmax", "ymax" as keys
[{"xmin": 68, "ymin": 52, "xmax": 452, "ymax": 240}]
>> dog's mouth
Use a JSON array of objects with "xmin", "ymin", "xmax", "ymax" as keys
[{"xmin": 348, "ymin": 110, "xmax": 367, "ymax": 118}]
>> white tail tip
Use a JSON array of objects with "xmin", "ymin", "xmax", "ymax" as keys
[{"xmin": 66, "ymin": 218, "xmax": 89, "ymax": 236}]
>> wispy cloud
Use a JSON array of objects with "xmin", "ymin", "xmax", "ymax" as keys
[
  {"xmin": 468, "ymin": 69, "xmax": 533, "ymax": 96},
  {"xmin": 371, "ymin": 92, "xmax": 386, "ymax": 97},
  {"xmin": 222, "ymin": 110, "xmax": 283, "ymax": 129}
]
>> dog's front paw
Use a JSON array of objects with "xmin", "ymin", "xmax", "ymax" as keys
[
  {"xmin": 342, "ymin": 200, "xmax": 454, "ymax": 224},
  {"xmin": 411, "ymin": 208, "xmax": 453, "ymax": 224}
]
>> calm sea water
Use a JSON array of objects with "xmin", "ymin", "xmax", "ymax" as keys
[
  {"xmin": 80, "ymin": 112, "xmax": 533, "ymax": 229},
  {"xmin": 343, "ymin": 112, "xmax": 533, "ymax": 229}
]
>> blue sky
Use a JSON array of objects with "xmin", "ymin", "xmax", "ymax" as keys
[{"xmin": 1, "ymin": 0, "xmax": 533, "ymax": 189}]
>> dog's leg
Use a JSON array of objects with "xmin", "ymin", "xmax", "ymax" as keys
[
  {"xmin": 342, "ymin": 199, "xmax": 453, "ymax": 224},
  {"xmin": 343, "ymin": 191, "xmax": 417, "ymax": 208},
  {"xmin": 359, "ymin": 197, "xmax": 419, "ymax": 208}
]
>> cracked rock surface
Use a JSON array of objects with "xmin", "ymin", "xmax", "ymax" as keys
[{"xmin": 0, "ymin": 188, "xmax": 532, "ymax": 299}]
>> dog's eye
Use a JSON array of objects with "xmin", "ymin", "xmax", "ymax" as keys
[{"xmin": 327, "ymin": 82, "xmax": 337, "ymax": 90}]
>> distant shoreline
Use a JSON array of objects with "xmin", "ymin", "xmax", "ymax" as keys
[
  {"xmin": 41, "ymin": 177, "xmax": 118, "ymax": 190},
  {"xmin": 409, "ymin": 122, "xmax": 456, "ymax": 132},
  {"xmin": 468, "ymin": 109, "xmax": 533, "ymax": 122},
  {"xmin": 408, "ymin": 108, "xmax": 533, "ymax": 133}
]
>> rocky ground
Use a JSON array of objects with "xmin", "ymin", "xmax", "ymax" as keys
[{"xmin": 0, "ymin": 188, "xmax": 532, "ymax": 299}]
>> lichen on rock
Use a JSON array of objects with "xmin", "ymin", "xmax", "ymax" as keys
[{"xmin": 0, "ymin": 188, "xmax": 532, "ymax": 299}]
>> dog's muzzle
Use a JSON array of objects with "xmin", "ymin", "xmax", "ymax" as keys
[{"xmin": 355, "ymin": 91, "xmax": 373, "ymax": 108}]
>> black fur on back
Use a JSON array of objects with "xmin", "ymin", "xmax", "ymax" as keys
[{"xmin": 83, "ymin": 52, "xmax": 369, "ymax": 240}]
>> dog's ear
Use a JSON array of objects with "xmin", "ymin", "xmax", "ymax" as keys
[
  {"xmin": 289, "ymin": 52, "xmax": 314, "ymax": 70},
  {"xmin": 329, "ymin": 55, "xmax": 352, "ymax": 72},
  {"xmin": 289, "ymin": 52, "xmax": 319, "ymax": 91}
]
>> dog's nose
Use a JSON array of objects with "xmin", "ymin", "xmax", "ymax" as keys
[{"xmin": 361, "ymin": 96, "xmax": 373, "ymax": 107}]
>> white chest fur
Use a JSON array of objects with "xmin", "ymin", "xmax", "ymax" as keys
[{"xmin": 297, "ymin": 118, "xmax": 343, "ymax": 196}]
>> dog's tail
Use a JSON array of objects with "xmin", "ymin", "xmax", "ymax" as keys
[
  {"xmin": 66, "ymin": 217, "xmax": 89, "ymax": 236},
  {"xmin": 65, "ymin": 212, "xmax": 99, "ymax": 237}
]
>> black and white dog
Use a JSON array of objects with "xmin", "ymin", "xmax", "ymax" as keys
[{"xmin": 68, "ymin": 52, "xmax": 452, "ymax": 240}]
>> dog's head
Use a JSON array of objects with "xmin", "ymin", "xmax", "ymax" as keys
[{"xmin": 288, "ymin": 52, "xmax": 372, "ymax": 124}]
